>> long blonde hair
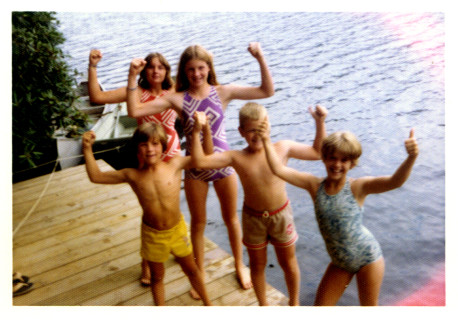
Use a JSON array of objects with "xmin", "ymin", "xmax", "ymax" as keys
[{"xmin": 175, "ymin": 45, "xmax": 219, "ymax": 92}]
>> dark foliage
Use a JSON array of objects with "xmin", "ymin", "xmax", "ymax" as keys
[{"xmin": 12, "ymin": 11, "xmax": 87, "ymax": 177}]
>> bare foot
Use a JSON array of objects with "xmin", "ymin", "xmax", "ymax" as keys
[
  {"xmin": 189, "ymin": 288, "xmax": 202, "ymax": 300},
  {"xmin": 236, "ymin": 266, "xmax": 253, "ymax": 290},
  {"xmin": 140, "ymin": 278, "xmax": 151, "ymax": 287}
]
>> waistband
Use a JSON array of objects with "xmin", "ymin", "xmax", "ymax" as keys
[
  {"xmin": 142, "ymin": 214, "xmax": 185, "ymax": 233},
  {"xmin": 243, "ymin": 200, "xmax": 290, "ymax": 218}
]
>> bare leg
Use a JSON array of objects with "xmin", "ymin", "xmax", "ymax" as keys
[
  {"xmin": 274, "ymin": 244, "xmax": 300, "ymax": 306},
  {"xmin": 184, "ymin": 178, "xmax": 209, "ymax": 299},
  {"xmin": 140, "ymin": 259, "xmax": 151, "ymax": 286},
  {"xmin": 214, "ymin": 174, "xmax": 252, "ymax": 289},
  {"xmin": 147, "ymin": 261, "xmax": 166, "ymax": 306},
  {"xmin": 176, "ymin": 254, "xmax": 213, "ymax": 306},
  {"xmin": 356, "ymin": 257, "xmax": 385, "ymax": 306},
  {"xmin": 314, "ymin": 263, "xmax": 354, "ymax": 306},
  {"xmin": 247, "ymin": 247, "xmax": 268, "ymax": 306}
]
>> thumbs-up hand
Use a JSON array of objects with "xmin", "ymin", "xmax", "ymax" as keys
[{"xmin": 405, "ymin": 128, "xmax": 419, "ymax": 157}]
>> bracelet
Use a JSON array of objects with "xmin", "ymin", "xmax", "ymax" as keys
[
  {"xmin": 89, "ymin": 64, "xmax": 97, "ymax": 68},
  {"xmin": 127, "ymin": 86, "xmax": 138, "ymax": 91}
]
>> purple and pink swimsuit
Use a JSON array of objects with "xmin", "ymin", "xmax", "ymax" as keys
[{"xmin": 181, "ymin": 86, "xmax": 235, "ymax": 182}]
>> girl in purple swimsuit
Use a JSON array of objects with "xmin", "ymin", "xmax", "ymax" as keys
[{"xmin": 126, "ymin": 42, "xmax": 274, "ymax": 298}]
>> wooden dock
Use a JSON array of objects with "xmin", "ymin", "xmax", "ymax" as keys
[{"xmin": 12, "ymin": 160, "xmax": 288, "ymax": 306}]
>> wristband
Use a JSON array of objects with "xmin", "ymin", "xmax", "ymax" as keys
[
  {"xmin": 127, "ymin": 86, "xmax": 138, "ymax": 91},
  {"xmin": 88, "ymin": 64, "xmax": 97, "ymax": 68}
]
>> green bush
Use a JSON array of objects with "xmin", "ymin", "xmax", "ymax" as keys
[{"xmin": 12, "ymin": 11, "xmax": 87, "ymax": 176}]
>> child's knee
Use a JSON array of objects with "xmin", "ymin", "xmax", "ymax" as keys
[
  {"xmin": 183, "ymin": 264, "xmax": 200, "ymax": 279},
  {"xmin": 249, "ymin": 258, "xmax": 267, "ymax": 272}
]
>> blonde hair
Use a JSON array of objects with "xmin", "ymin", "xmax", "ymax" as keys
[
  {"xmin": 175, "ymin": 45, "xmax": 219, "ymax": 92},
  {"xmin": 238, "ymin": 102, "xmax": 267, "ymax": 129},
  {"xmin": 321, "ymin": 131, "xmax": 362, "ymax": 166},
  {"xmin": 132, "ymin": 122, "xmax": 168, "ymax": 153}
]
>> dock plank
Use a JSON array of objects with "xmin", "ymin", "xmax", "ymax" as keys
[{"xmin": 12, "ymin": 160, "xmax": 288, "ymax": 306}]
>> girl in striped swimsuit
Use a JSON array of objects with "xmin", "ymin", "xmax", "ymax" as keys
[
  {"xmin": 126, "ymin": 42, "xmax": 274, "ymax": 298},
  {"xmin": 88, "ymin": 50, "xmax": 180, "ymax": 286}
]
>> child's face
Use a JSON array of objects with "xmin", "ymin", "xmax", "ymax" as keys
[
  {"xmin": 145, "ymin": 57, "xmax": 167, "ymax": 85},
  {"xmin": 137, "ymin": 137, "xmax": 163, "ymax": 166},
  {"xmin": 323, "ymin": 151, "xmax": 353, "ymax": 181},
  {"xmin": 239, "ymin": 119, "xmax": 263, "ymax": 151},
  {"xmin": 185, "ymin": 59, "xmax": 210, "ymax": 87}
]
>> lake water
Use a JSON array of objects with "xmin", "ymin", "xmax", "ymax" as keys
[{"xmin": 56, "ymin": 12, "xmax": 445, "ymax": 306}]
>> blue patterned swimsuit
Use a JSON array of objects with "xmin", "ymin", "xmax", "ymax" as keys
[
  {"xmin": 314, "ymin": 179, "xmax": 383, "ymax": 273},
  {"xmin": 181, "ymin": 86, "xmax": 235, "ymax": 182}
]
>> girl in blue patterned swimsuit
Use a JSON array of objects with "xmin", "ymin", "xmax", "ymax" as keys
[
  {"xmin": 259, "ymin": 125, "xmax": 419, "ymax": 306},
  {"xmin": 126, "ymin": 42, "xmax": 274, "ymax": 297}
]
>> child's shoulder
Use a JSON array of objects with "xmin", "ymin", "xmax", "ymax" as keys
[
  {"xmin": 167, "ymin": 154, "xmax": 192, "ymax": 168},
  {"xmin": 273, "ymin": 139, "xmax": 295, "ymax": 152}
]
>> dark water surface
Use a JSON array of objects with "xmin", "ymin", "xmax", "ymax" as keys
[{"xmin": 57, "ymin": 12, "xmax": 445, "ymax": 306}]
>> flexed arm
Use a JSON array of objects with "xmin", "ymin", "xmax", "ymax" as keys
[
  {"xmin": 309, "ymin": 105, "xmax": 328, "ymax": 155},
  {"xmin": 191, "ymin": 112, "xmax": 232, "ymax": 169},
  {"xmin": 88, "ymin": 49, "xmax": 127, "ymax": 104},
  {"xmin": 258, "ymin": 118, "xmax": 318, "ymax": 193},
  {"xmin": 285, "ymin": 105, "xmax": 328, "ymax": 160},
  {"xmin": 200, "ymin": 115, "xmax": 214, "ymax": 155},
  {"xmin": 82, "ymin": 131, "xmax": 128, "ymax": 184},
  {"xmin": 221, "ymin": 42, "xmax": 274, "ymax": 103},
  {"xmin": 247, "ymin": 42, "xmax": 275, "ymax": 98}
]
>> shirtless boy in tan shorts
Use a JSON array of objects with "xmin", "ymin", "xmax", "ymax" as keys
[{"xmin": 190, "ymin": 103, "xmax": 328, "ymax": 305}]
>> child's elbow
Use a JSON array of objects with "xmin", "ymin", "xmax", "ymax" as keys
[
  {"xmin": 126, "ymin": 106, "xmax": 137, "ymax": 118},
  {"xmin": 88, "ymin": 175, "xmax": 99, "ymax": 184},
  {"xmin": 190, "ymin": 158, "xmax": 201, "ymax": 169},
  {"xmin": 265, "ymin": 87, "xmax": 275, "ymax": 98},
  {"xmin": 89, "ymin": 96, "xmax": 104, "ymax": 105}
]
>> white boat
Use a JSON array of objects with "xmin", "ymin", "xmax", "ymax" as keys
[{"xmin": 55, "ymin": 81, "xmax": 137, "ymax": 169}]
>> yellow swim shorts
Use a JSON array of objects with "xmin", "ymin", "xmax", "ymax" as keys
[{"xmin": 141, "ymin": 215, "xmax": 192, "ymax": 263}]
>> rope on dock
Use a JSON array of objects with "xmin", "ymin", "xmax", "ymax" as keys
[
  {"xmin": 13, "ymin": 160, "xmax": 58, "ymax": 237},
  {"xmin": 13, "ymin": 145, "xmax": 123, "ymax": 237},
  {"xmin": 13, "ymin": 145, "xmax": 123, "ymax": 175}
]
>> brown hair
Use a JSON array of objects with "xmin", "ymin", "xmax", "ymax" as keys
[
  {"xmin": 321, "ymin": 131, "xmax": 362, "ymax": 167},
  {"xmin": 138, "ymin": 52, "xmax": 174, "ymax": 90},
  {"xmin": 132, "ymin": 122, "xmax": 168, "ymax": 153},
  {"xmin": 175, "ymin": 45, "xmax": 219, "ymax": 92}
]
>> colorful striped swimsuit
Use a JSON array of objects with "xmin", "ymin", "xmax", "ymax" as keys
[
  {"xmin": 181, "ymin": 86, "xmax": 235, "ymax": 182},
  {"xmin": 314, "ymin": 179, "xmax": 383, "ymax": 273},
  {"xmin": 136, "ymin": 89, "xmax": 181, "ymax": 162}
]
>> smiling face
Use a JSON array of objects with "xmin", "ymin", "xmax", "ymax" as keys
[
  {"xmin": 137, "ymin": 137, "xmax": 164, "ymax": 167},
  {"xmin": 132, "ymin": 123, "xmax": 168, "ymax": 168},
  {"xmin": 321, "ymin": 131, "xmax": 362, "ymax": 181},
  {"xmin": 184, "ymin": 58, "xmax": 210, "ymax": 88},
  {"xmin": 323, "ymin": 151, "xmax": 354, "ymax": 181}
]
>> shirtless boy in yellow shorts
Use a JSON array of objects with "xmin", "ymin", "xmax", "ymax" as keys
[{"xmin": 82, "ymin": 123, "xmax": 212, "ymax": 306}]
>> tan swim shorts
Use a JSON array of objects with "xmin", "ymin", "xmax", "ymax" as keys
[{"xmin": 242, "ymin": 200, "xmax": 298, "ymax": 250}]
